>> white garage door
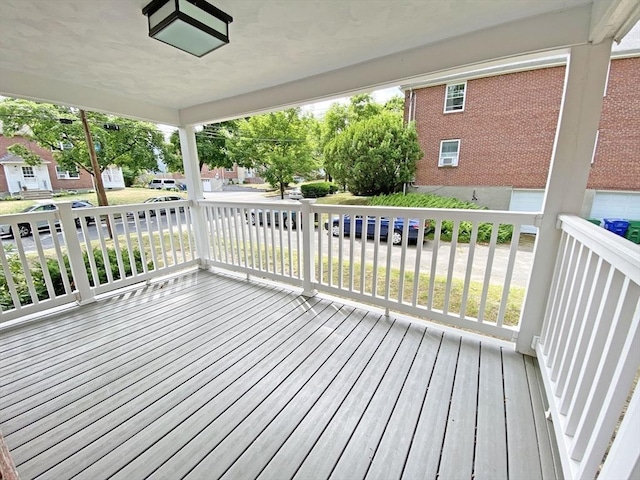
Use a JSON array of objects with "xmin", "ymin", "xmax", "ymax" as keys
[
  {"xmin": 590, "ymin": 192, "xmax": 640, "ymax": 221},
  {"xmin": 509, "ymin": 189, "xmax": 544, "ymax": 234}
]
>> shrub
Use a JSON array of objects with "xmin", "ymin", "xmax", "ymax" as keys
[
  {"xmin": 1, "ymin": 246, "xmax": 147, "ymax": 311},
  {"xmin": 368, "ymin": 193, "xmax": 513, "ymax": 243},
  {"xmin": 1, "ymin": 246, "xmax": 32, "ymax": 310},
  {"xmin": 301, "ymin": 182, "xmax": 332, "ymax": 198}
]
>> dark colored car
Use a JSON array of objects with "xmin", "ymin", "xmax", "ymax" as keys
[
  {"xmin": 71, "ymin": 200, "xmax": 96, "ymax": 227},
  {"xmin": 137, "ymin": 196, "xmax": 185, "ymax": 217},
  {"xmin": 326, "ymin": 215, "xmax": 431, "ymax": 245},
  {"xmin": 246, "ymin": 209, "xmax": 299, "ymax": 229}
]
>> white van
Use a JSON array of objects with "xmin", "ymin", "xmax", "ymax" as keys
[{"xmin": 148, "ymin": 178, "xmax": 185, "ymax": 190}]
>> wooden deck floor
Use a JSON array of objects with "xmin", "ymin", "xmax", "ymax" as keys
[{"xmin": 0, "ymin": 269, "xmax": 559, "ymax": 480}]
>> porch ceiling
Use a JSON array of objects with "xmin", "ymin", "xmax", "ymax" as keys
[{"xmin": 0, "ymin": 0, "xmax": 637, "ymax": 126}]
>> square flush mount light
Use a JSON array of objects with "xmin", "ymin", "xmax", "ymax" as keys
[{"xmin": 142, "ymin": 0, "xmax": 233, "ymax": 57}]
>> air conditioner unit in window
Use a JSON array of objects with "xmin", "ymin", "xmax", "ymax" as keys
[{"xmin": 440, "ymin": 157, "xmax": 456, "ymax": 167}]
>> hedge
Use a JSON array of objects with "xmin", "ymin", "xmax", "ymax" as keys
[
  {"xmin": 300, "ymin": 182, "xmax": 338, "ymax": 198},
  {"xmin": 368, "ymin": 193, "xmax": 513, "ymax": 243}
]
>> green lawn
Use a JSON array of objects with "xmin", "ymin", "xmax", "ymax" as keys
[
  {"xmin": 314, "ymin": 192, "xmax": 370, "ymax": 205},
  {"xmin": 0, "ymin": 188, "xmax": 187, "ymax": 215}
]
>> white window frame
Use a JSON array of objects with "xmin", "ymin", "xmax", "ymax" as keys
[
  {"xmin": 55, "ymin": 165, "xmax": 80, "ymax": 179},
  {"xmin": 439, "ymin": 139, "xmax": 460, "ymax": 167},
  {"xmin": 22, "ymin": 166, "xmax": 35, "ymax": 178},
  {"xmin": 444, "ymin": 82, "xmax": 467, "ymax": 113}
]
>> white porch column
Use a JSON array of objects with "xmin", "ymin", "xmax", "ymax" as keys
[
  {"xmin": 178, "ymin": 125, "xmax": 208, "ymax": 265},
  {"xmin": 516, "ymin": 40, "xmax": 613, "ymax": 355}
]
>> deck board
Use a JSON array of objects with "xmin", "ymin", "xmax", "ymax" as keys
[
  {"xmin": 401, "ymin": 332, "xmax": 462, "ymax": 479},
  {"xmin": 474, "ymin": 342, "xmax": 509, "ymax": 479},
  {"xmin": 362, "ymin": 329, "xmax": 443, "ymax": 480},
  {"xmin": 437, "ymin": 337, "xmax": 481, "ymax": 479},
  {"xmin": 503, "ymin": 348, "xmax": 544, "ymax": 480},
  {"xmin": 0, "ymin": 269, "xmax": 559, "ymax": 480}
]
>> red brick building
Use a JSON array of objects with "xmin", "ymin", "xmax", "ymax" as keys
[
  {"xmin": 0, "ymin": 136, "xmax": 125, "ymax": 196},
  {"xmin": 404, "ymin": 54, "xmax": 640, "ymax": 222}
]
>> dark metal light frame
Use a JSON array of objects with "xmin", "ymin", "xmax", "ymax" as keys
[{"xmin": 142, "ymin": 0, "xmax": 233, "ymax": 57}]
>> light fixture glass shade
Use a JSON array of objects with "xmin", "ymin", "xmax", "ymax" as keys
[{"xmin": 143, "ymin": 0, "xmax": 233, "ymax": 57}]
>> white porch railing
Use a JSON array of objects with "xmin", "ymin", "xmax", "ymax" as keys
[
  {"xmin": 199, "ymin": 200, "xmax": 539, "ymax": 340},
  {"xmin": 0, "ymin": 200, "xmax": 197, "ymax": 322},
  {"xmin": 536, "ymin": 215, "xmax": 640, "ymax": 480},
  {"xmin": 199, "ymin": 200, "xmax": 304, "ymax": 287}
]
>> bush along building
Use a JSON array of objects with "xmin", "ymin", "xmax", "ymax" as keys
[
  {"xmin": 0, "ymin": 135, "xmax": 125, "ymax": 197},
  {"xmin": 403, "ymin": 48, "xmax": 640, "ymax": 233}
]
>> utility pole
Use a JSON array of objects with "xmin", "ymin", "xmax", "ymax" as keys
[{"xmin": 80, "ymin": 109, "xmax": 113, "ymax": 238}]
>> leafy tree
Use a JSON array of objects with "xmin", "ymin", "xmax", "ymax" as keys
[
  {"xmin": 320, "ymin": 94, "xmax": 386, "ymax": 185},
  {"xmin": 166, "ymin": 121, "xmax": 239, "ymax": 173},
  {"xmin": 0, "ymin": 98, "xmax": 170, "ymax": 206},
  {"xmin": 324, "ymin": 112, "xmax": 422, "ymax": 196},
  {"xmin": 349, "ymin": 93, "xmax": 382, "ymax": 120},
  {"xmin": 383, "ymin": 95, "xmax": 405, "ymax": 114},
  {"xmin": 228, "ymin": 108, "xmax": 315, "ymax": 198}
]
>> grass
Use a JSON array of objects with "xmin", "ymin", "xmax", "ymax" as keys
[
  {"xmin": 318, "ymin": 258, "xmax": 524, "ymax": 326},
  {"xmin": 314, "ymin": 192, "xmax": 370, "ymax": 205},
  {"xmin": 0, "ymin": 188, "xmax": 188, "ymax": 215}
]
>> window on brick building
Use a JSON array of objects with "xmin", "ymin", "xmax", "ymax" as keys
[
  {"xmin": 444, "ymin": 82, "xmax": 466, "ymax": 112},
  {"xmin": 56, "ymin": 166, "xmax": 80, "ymax": 179},
  {"xmin": 439, "ymin": 140, "xmax": 460, "ymax": 167}
]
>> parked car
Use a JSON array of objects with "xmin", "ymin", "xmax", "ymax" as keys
[
  {"xmin": 325, "ymin": 215, "xmax": 432, "ymax": 245},
  {"xmin": 246, "ymin": 209, "xmax": 298, "ymax": 229},
  {"xmin": 70, "ymin": 200, "xmax": 96, "ymax": 227},
  {"xmin": 288, "ymin": 188, "xmax": 304, "ymax": 200},
  {"xmin": 0, "ymin": 201, "xmax": 95, "ymax": 238},
  {"xmin": 135, "ymin": 196, "xmax": 185, "ymax": 217},
  {"xmin": 148, "ymin": 178, "xmax": 186, "ymax": 191}
]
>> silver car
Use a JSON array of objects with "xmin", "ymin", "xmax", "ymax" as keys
[
  {"xmin": 288, "ymin": 188, "xmax": 303, "ymax": 200},
  {"xmin": 0, "ymin": 203, "xmax": 58, "ymax": 238},
  {"xmin": 0, "ymin": 200, "xmax": 95, "ymax": 238}
]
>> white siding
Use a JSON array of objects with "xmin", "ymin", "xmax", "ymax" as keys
[
  {"xmin": 590, "ymin": 192, "xmax": 640, "ymax": 221},
  {"xmin": 509, "ymin": 189, "xmax": 544, "ymax": 234}
]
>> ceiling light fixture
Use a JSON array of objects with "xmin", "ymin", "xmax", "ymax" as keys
[{"xmin": 142, "ymin": 0, "xmax": 233, "ymax": 57}]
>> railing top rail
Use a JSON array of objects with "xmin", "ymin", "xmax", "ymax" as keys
[
  {"xmin": 0, "ymin": 210, "xmax": 60, "ymax": 223},
  {"xmin": 0, "ymin": 200, "xmax": 193, "ymax": 221},
  {"xmin": 558, "ymin": 214, "xmax": 640, "ymax": 284},
  {"xmin": 197, "ymin": 199, "xmax": 303, "ymax": 210},
  {"xmin": 76, "ymin": 200, "xmax": 192, "ymax": 216},
  {"xmin": 313, "ymin": 204, "xmax": 542, "ymax": 224}
]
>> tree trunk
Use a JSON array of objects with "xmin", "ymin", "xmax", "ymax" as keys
[{"xmin": 80, "ymin": 109, "xmax": 113, "ymax": 238}]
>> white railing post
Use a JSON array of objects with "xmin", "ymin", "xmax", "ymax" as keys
[
  {"xmin": 517, "ymin": 40, "xmax": 612, "ymax": 355},
  {"xmin": 598, "ymin": 382, "xmax": 640, "ymax": 480},
  {"xmin": 57, "ymin": 202, "xmax": 95, "ymax": 304},
  {"xmin": 179, "ymin": 126, "xmax": 209, "ymax": 265},
  {"xmin": 300, "ymin": 199, "xmax": 317, "ymax": 297}
]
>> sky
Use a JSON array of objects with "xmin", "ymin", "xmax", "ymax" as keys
[{"xmin": 300, "ymin": 86, "xmax": 403, "ymax": 118}]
